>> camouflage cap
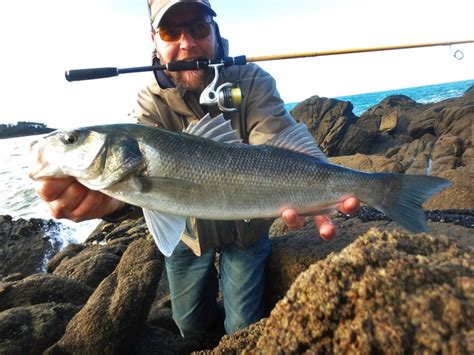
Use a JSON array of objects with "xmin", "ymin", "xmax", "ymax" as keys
[{"xmin": 148, "ymin": 0, "xmax": 216, "ymax": 30}]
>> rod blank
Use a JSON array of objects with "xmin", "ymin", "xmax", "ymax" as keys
[{"xmin": 246, "ymin": 40, "xmax": 474, "ymax": 63}]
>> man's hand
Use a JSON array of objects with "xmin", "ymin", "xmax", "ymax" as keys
[
  {"xmin": 35, "ymin": 177, "xmax": 124, "ymax": 222},
  {"xmin": 281, "ymin": 197, "xmax": 360, "ymax": 240}
]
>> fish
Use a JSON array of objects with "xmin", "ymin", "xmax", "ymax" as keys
[{"xmin": 29, "ymin": 114, "xmax": 452, "ymax": 256}]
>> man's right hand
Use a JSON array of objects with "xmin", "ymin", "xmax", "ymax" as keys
[{"xmin": 35, "ymin": 177, "xmax": 124, "ymax": 222}]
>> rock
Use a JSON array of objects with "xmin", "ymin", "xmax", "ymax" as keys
[
  {"xmin": 51, "ymin": 244, "xmax": 126, "ymax": 289},
  {"xmin": 408, "ymin": 88, "xmax": 473, "ymax": 141},
  {"xmin": 433, "ymin": 96, "xmax": 474, "ymax": 141},
  {"xmin": 0, "ymin": 216, "xmax": 63, "ymax": 277},
  {"xmin": 291, "ymin": 96, "xmax": 357, "ymax": 156},
  {"xmin": 378, "ymin": 110, "xmax": 399, "ymax": 133},
  {"xmin": 0, "ymin": 273, "xmax": 93, "ymax": 312},
  {"xmin": 329, "ymin": 154, "xmax": 404, "ymax": 173},
  {"xmin": 267, "ymin": 216, "xmax": 363, "ymax": 307},
  {"xmin": 423, "ymin": 167, "xmax": 473, "ymax": 210},
  {"xmin": 46, "ymin": 238, "xmax": 163, "ymax": 354},
  {"xmin": 135, "ymin": 325, "xmax": 210, "ymax": 355},
  {"xmin": 335, "ymin": 95, "xmax": 421, "ymax": 156},
  {"xmin": 353, "ymin": 95, "xmax": 422, "ymax": 150},
  {"xmin": 84, "ymin": 217, "xmax": 149, "ymax": 245},
  {"xmin": 246, "ymin": 229, "xmax": 474, "ymax": 353},
  {"xmin": 336, "ymin": 124, "xmax": 378, "ymax": 156},
  {"xmin": 195, "ymin": 319, "xmax": 267, "ymax": 355},
  {"xmin": 407, "ymin": 104, "xmax": 440, "ymax": 138},
  {"xmin": 0, "ymin": 303, "xmax": 81, "ymax": 355},
  {"xmin": 385, "ymin": 133, "xmax": 437, "ymax": 174},
  {"xmin": 266, "ymin": 207, "xmax": 473, "ymax": 310},
  {"xmin": 430, "ymin": 135, "xmax": 465, "ymax": 175},
  {"xmin": 46, "ymin": 243, "xmax": 86, "ymax": 273}
]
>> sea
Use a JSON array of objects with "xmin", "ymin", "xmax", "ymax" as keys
[{"xmin": 1, "ymin": 79, "xmax": 473, "ymax": 247}]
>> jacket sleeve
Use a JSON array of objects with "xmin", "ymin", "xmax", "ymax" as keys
[{"xmin": 238, "ymin": 63, "xmax": 297, "ymax": 145}]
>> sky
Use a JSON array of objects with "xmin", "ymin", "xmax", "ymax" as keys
[{"xmin": 0, "ymin": 0, "xmax": 472, "ymax": 128}]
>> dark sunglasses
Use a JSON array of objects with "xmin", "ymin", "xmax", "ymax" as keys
[{"xmin": 158, "ymin": 21, "xmax": 213, "ymax": 42}]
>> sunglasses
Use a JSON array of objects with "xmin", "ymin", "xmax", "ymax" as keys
[{"xmin": 157, "ymin": 21, "xmax": 213, "ymax": 42}]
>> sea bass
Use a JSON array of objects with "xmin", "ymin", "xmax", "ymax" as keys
[{"xmin": 29, "ymin": 114, "xmax": 451, "ymax": 256}]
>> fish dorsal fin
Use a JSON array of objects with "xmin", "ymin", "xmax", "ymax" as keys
[
  {"xmin": 184, "ymin": 113, "xmax": 242, "ymax": 144},
  {"xmin": 266, "ymin": 123, "xmax": 328, "ymax": 161},
  {"xmin": 143, "ymin": 208, "xmax": 186, "ymax": 257}
]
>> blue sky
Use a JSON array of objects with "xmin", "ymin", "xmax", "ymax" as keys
[{"xmin": 0, "ymin": 0, "xmax": 472, "ymax": 128}]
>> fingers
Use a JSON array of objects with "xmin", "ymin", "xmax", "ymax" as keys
[
  {"xmin": 35, "ymin": 177, "xmax": 77, "ymax": 202},
  {"xmin": 315, "ymin": 215, "xmax": 336, "ymax": 241},
  {"xmin": 282, "ymin": 209, "xmax": 336, "ymax": 240},
  {"xmin": 35, "ymin": 178, "xmax": 122, "ymax": 222},
  {"xmin": 338, "ymin": 197, "xmax": 360, "ymax": 215},
  {"xmin": 281, "ymin": 209, "xmax": 305, "ymax": 230}
]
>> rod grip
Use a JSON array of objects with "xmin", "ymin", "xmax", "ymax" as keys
[
  {"xmin": 166, "ymin": 60, "xmax": 209, "ymax": 71},
  {"xmin": 65, "ymin": 67, "xmax": 119, "ymax": 81}
]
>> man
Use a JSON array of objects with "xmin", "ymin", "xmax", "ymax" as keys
[{"xmin": 36, "ymin": 0, "xmax": 359, "ymax": 337}]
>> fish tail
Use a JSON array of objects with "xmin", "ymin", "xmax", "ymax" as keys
[{"xmin": 369, "ymin": 173, "xmax": 452, "ymax": 233}]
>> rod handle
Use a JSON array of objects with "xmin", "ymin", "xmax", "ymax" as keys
[{"xmin": 65, "ymin": 67, "xmax": 119, "ymax": 82}]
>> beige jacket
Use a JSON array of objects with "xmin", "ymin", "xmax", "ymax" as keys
[{"xmin": 133, "ymin": 61, "xmax": 296, "ymax": 255}]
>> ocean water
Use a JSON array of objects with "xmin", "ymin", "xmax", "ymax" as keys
[
  {"xmin": 1, "ymin": 79, "xmax": 473, "ymax": 246},
  {"xmin": 285, "ymin": 79, "xmax": 474, "ymax": 115}
]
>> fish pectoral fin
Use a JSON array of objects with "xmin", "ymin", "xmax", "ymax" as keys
[
  {"xmin": 184, "ymin": 113, "xmax": 242, "ymax": 144},
  {"xmin": 265, "ymin": 123, "xmax": 328, "ymax": 161},
  {"xmin": 137, "ymin": 176, "xmax": 199, "ymax": 195},
  {"xmin": 143, "ymin": 209, "xmax": 185, "ymax": 257}
]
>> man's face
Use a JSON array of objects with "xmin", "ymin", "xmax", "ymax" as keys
[{"xmin": 152, "ymin": 4, "xmax": 217, "ymax": 93}]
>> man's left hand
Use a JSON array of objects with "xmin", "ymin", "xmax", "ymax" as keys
[{"xmin": 281, "ymin": 197, "xmax": 360, "ymax": 240}]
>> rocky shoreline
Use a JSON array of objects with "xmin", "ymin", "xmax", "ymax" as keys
[
  {"xmin": 1, "ymin": 87, "xmax": 473, "ymax": 354},
  {"xmin": 0, "ymin": 122, "xmax": 55, "ymax": 139}
]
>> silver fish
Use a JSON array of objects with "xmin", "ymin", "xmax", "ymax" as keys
[{"xmin": 29, "ymin": 114, "xmax": 451, "ymax": 256}]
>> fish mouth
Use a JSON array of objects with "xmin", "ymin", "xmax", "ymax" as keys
[{"xmin": 28, "ymin": 139, "xmax": 48, "ymax": 180}]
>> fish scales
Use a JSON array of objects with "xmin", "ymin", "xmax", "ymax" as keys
[{"xmin": 125, "ymin": 127, "xmax": 381, "ymax": 220}]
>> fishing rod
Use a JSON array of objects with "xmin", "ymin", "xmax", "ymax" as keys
[{"xmin": 65, "ymin": 39, "xmax": 473, "ymax": 111}]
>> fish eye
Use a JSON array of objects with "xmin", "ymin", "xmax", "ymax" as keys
[{"xmin": 60, "ymin": 131, "xmax": 80, "ymax": 145}]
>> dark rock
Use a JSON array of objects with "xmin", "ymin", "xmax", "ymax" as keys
[
  {"xmin": 407, "ymin": 105, "xmax": 440, "ymax": 138},
  {"xmin": 433, "ymin": 98, "xmax": 474, "ymax": 140},
  {"xmin": 0, "ymin": 216, "xmax": 63, "ymax": 277},
  {"xmin": 0, "ymin": 273, "xmax": 92, "ymax": 312},
  {"xmin": 355, "ymin": 95, "xmax": 422, "ymax": 148},
  {"xmin": 1, "ymin": 273, "xmax": 24, "ymax": 283},
  {"xmin": 408, "ymin": 88, "xmax": 474, "ymax": 141},
  {"xmin": 51, "ymin": 244, "xmax": 125, "ymax": 289},
  {"xmin": 84, "ymin": 217, "xmax": 149, "ymax": 245},
  {"xmin": 135, "ymin": 324, "xmax": 212, "ymax": 355},
  {"xmin": 247, "ymin": 229, "xmax": 474, "ymax": 353},
  {"xmin": 385, "ymin": 133, "xmax": 437, "ymax": 174},
  {"xmin": 336, "ymin": 124, "xmax": 377, "ymax": 156},
  {"xmin": 0, "ymin": 303, "xmax": 81, "ymax": 355},
  {"xmin": 291, "ymin": 96, "xmax": 357, "ymax": 156},
  {"xmin": 45, "ymin": 238, "xmax": 163, "ymax": 355},
  {"xmin": 46, "ymin": 243, "xmax": 86, "ymax": 273}
]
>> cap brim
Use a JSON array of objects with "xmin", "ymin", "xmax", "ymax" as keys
[{"xmin": 152, "ymin": 2, "xmax": 216, "ymax": 30}]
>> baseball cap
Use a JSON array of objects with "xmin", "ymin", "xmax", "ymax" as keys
[{"xmin": 148, "ymin": 0, "xmax": 217, "ymax": 30}]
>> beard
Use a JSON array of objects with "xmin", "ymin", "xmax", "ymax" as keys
[{"xmin": 168, "ymin": 68, "xmax": 213, "ymax": 93}]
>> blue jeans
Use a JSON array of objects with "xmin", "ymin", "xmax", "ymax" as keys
[{"xmin": 165, "ymin": 234, "xmax": 270, "ymax": 336}]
